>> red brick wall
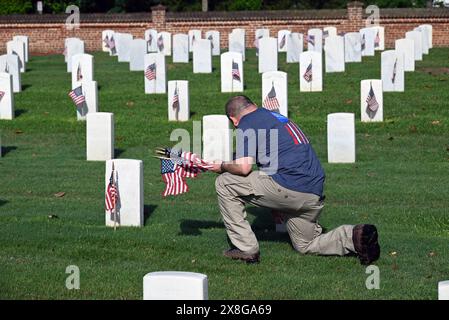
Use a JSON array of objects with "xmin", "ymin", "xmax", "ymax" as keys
[{"xmin": 1, "ymin": 2, "xmax": 448, "ymax": 55}]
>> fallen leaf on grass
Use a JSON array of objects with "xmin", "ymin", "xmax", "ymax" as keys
[
  {"xmin": 389, "ymin": 251, "xmax": 397, "ymax": 257},
  {"xmin": 431, "ymin": 120, "xmax": 440, "ymax": 125},
  {"xmin": 367, "ymin": 172, "xmax": 376, "ymax": 177},
  {"xmin": 345, "ymin": 99, "xmax": 353, "ymax": 105},
  {"xmin": 126, "ymin": 101, "xmax": 134, "ymax": 107},
  {"xmin": 409, "ymin": 125, "xmax": 418, "ymax": 133},
  {"xmin": 15, "ymin": 129, "xmax": 23, "ymax": 134},
  {"xmin": 428, "ymin": 251, "xmax": 437, "ymax": 257},
  {"xmin": 54, "ymin": 192, "xmax": 66, "ymax": 198}
]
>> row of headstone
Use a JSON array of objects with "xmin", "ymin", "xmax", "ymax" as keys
[{"xmin": 0, "ymin": 35, "xmax": 29, "ymax": 120}]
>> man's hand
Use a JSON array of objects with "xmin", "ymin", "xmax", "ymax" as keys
[{"xmin": 209, "ymin": 161, "xmax": 223, "ymax": 174}]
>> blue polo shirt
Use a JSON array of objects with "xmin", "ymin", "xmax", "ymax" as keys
[{"xmin": 235, "ymin": 108, "xmax": 325, "ymax": 197}]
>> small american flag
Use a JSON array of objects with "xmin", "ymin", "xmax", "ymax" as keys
[
  {"xmin": 392, "ymin": 59, "xmax": 397, "ymax": 84},
  {"xmin": 105, "ymin": 163, "xmax": 118, "ymax": 213},
  {"xmin": 208, "ymin": 34, "xmax": 214, "ymax": 49},
  {"xmin": 145, "ymin": 63, "xmax": 156, "ymax": 81},
  {"xmin": 76, "ymin": 63, "xmax": 83, "ymax": 82},
  {"xmin": 232, "ymin": 60, "xmax": 241, "ymax": 82},
  {"xmin": 147, "ymin": 33, "xmax": 153, "ymax": 49},
  {"xmin": 279, "ymin": 34, "xmax": 286, "ymax": 49},
  {"xmin": 157, "ymin": 34, "xmax": 164, "ymax": 52},
  {"xmin": 108, "ymin": 36, "xmax": 116, "ymax": 55},
  {"xmin": 263, "ymin": 84, "xmax": 280, "ymax": 111},
  {"xmin": 4, "ymin": 62, "xmax": 9, "ymax": 73},
  {"xmin": 254, "ymin": 35, "xmax": 263, "ymax": 54},
  {"xmin": 161, "ymin": 159, "xmax": 189, "ymax": 197},
  {"xmin": 68, "ymin": 86, "xmax": 85, "ymax": 107},
  {"xmin": 172, "ymin": 85, "xmax": 180, "ymax": 111},
  {"xmin": 307, "ymin": 34, "xmax": 315, "ymax": 47},
  {"xmin": 192, "ymin": 34, "xmax": 196, "ymax": 46},
  {"xmin": 103, "ymin": 35, "xmax": 110, "ymax": 48},
  {"xmin": 361, "ymin": 34, "xmax": 366, "ymax": 51},
  {"xmin": 374, "ymin": 31, "xmax": 380, "ymax": 48},
  {"xmin": 0, "ymin": 90, "xmax": 5, "ymax": 103},
  {"xmin": 323, "ymin": 30, "xmax": 329, "ymax": 38},
  {"xmin": 366, "ymin": 83, "xmax": 379, "ymax": 119},
  {"xmin": 303, "ymin": 60, "xmax": 313, "ymax": 83}
]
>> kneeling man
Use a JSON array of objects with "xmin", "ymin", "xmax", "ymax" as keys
[{"xmin": 210, "ymin": 96, "xmax": 380, "ymax": 265}]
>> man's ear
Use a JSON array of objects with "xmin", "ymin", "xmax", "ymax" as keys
[{"xmin": 229, "ymin": 116, "xmax": 239, "ymax": 127}]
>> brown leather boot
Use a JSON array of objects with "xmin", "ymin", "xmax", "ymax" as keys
[{"xmin": 223, "ymin": 248, "xmax": 260, "ymax": 264}]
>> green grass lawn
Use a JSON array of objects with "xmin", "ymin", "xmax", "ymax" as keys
[{"xmin": 0, "ymin": 48, "xmax": 448, "ymax": 300}]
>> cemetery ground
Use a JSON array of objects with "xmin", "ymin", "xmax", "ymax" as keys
[{"xmin": 0, "ymin": 48, "xmax": 448, "ymax": 300}]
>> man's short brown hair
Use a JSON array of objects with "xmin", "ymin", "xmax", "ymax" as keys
[{"xmin": 225, "ymin": 95, "xmax": 255, "ymax": 118}]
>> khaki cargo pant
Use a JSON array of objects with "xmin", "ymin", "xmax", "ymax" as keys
[{"xmin": 215, "ymin": 171, "xmax": 355, "ymax": 256}]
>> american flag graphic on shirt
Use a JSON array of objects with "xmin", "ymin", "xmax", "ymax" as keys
[{"xmin": 270, "ymin": 112, "xmax": 309, "ymax": 145}]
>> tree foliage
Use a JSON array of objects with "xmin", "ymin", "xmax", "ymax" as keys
[{"xmin": 0, "ymin": 0, "xmax": 429, "ymax": 14}]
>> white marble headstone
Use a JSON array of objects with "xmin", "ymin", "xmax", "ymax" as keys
[
  {"xmin": 414, "ymin": 27, "xmax": 429, "ymax": 55},
  {"xmin": 262, "ymin": 71, "xmax": 288, "ymax": 117},
  {"xmin": 168, "ymin": 80, "xmax": 189, "ymax": 121},
  {"xmin": 327, "ymin": 113, "xmax": 355, "ymax": 163},
  {"xmin": 325, "ymin": 35, "xmax": 345, "ymax": 73},
  {"xmin": 299, "ymin": 51, "xmax": 322, "ymax": 92},
  {"xmin": 130, "ymin": 39, "xmax": 147, "ymax": 71},
  {"xmin": 143, "ymin": 272, "xmax": 208, "ymax": 300},
  {"xmin": 286, "ymin": 33, "xmax": 303, "ymax": 63},
  {"xmin": 360, "ymin": 27, "xmax": 375, "ymax": 57},
  {"xmin": 220, "ymin": 52, "xmax": 243, "ymax": 92},
  {"xmin": 381, "ymin": 50, "xmax": 404, "ymax": 92},
  {"xmin": 76, "ymin": 80, "xmax": 98, "ymax": 121},
  {"xmin": 258, "ymin": 37, "xmax": 278, "ymax": 73},
  {"xmin": 157, "ymin": 32, "xmax": 171, "ymax": 56},
  {"xmin": 372, "ymin": 26, "xmax": 385, "ymax": 51},
  {"xmin": 406, "ymin": 31, "xmax": 423, "ymax": 61},
  {"xmin": 105, "ymin": 159, "xmax": 143, "ymax": 227},
  {"xmin": 71, "ymin": 53, "xmax": 94, "ymax": 89},
  {"xmin": 307, "ymin": 28, "xmax": 323, "ymax": 52},
  {"xmin": 0, "ymin": 54, "xmax": 21, "ymax": 93},
  {"xmin": 203, "ymin": 115, "xmax": 232, "ymax": 162},
  {"xmin": 205, "ymin": 30, "xmax": 220, "ymax": 56},
  {"xmin": 193, "ymin": 39, "xmax": 212, "ymax": 73},
  {"xmin": 361, "ymin": 79, "xmax": 383, "ymax": 122},
  {"xmin": 65, "ymin": 37, "xmax": 84, "ymax": 71},
  {"xmin": 439, "ymin": 280, "xmax": 449, "ymax": 300},
  {"xmin": 116, "ymin": 33, "xmax": 133, "ymax": 62},
  {"xmin": 419, "ymin": 24, "xmax": 432, "ymax": 49},
  {"xmin": 395, "ymin": 38, "xmax": 415, "ymax": 72},
  {"xmin": 189, "ymin": 30, "xmax": 202, "ymax": 52},
  {"xmin": 6, "ymin": 40, "xmax": 26, "ymax": 73},
  {"xmin": 255, "ymin": 29, "xmax": 269, "ymax": 56},
  {"xmin": 145, "ymin": 29, "xmax": 158, "ymax": 52},
  {"xmin": 0, "ymin": 72, "xmax": 14, "ymax": 120},
  {"xmin": 173, "ymin": 34, "xmax": 189, "ymax": 63},
  {"xmin": 323, "ymin": 26, "xmax": 337, "ymax": 39},
  {"xmin": 101, "ymin": 30, "xmax": 114, "ymax": 53},
  {"xmin": 13, "ymin": 36, "xmax": 29, "ymax": 63},
  {"xmin": 144, "ymin": 53, "xmax": 166, "ymax": 94},
  {"xmin": 277, "ymin": 30, "xmax": 291, "ymax": 52},
  {"xmin": 344, "ymin": 32, "xmax": 362, "ymax": 63},
  {"xmin": 229, "ymin": 29, "xmax": 245, "ymax": 61},
  {"xmin": 86, "ymin": 112, "xmax": 114, "ymax": 161}
]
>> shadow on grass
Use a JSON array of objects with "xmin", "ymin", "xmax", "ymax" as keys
[
  {"xmin": 248, "ymin": 206, "xmax": 291, "ymax": 243},
  {"xmin": 1, "ymin": 146, "xmax": 17, "ymax": 157},
  {"xmin": 15, "ymin": 109, "xmax": 27, "ymax": 118},
  {"xmin": 0, "ymin": 199, "xmax": 7, "ymax": 207},
  {"xmin": 22, "ymin": 84, "xmax": 32, "ymax": 91},
  {"xmin": 114, "ymin": 148, "xmax": 126, "ymax": 158},
  {"xmin": 178, "ymin": 219, "xmax": 223, "ymax": 236},
  {"xmin": 144, "ymin": 204, "xmax": 157, "ymax": 226}
]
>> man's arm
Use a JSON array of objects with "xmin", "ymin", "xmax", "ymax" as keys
[{"xmin": 209, "ymin": 157, "xmax": 254, "ymax": 176}]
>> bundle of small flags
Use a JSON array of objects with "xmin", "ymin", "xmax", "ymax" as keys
[{"xmin": 155, "ymin": 147, "xmax": 213, "ymax": 197}]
